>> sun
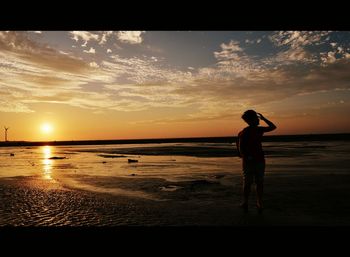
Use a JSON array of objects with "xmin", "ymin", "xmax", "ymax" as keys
[{"xmin": 41, "ymin": 123, "xmax": 53, "ymax": 134}]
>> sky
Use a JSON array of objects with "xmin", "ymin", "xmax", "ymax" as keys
[{"xmin": 0, "ymin": 31, "xmax": 350, "ymax": 141}]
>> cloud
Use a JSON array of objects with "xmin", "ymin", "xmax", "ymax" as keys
[
  {"xmin": 69, "ymin": 31, "xmax": 99, "ymax": 46},
  {"xmin": 0, "ymin": 32, "xmax": 91, "ymax": 74},
  {"xmin": 267, "ymin": 31, "xmax": 330, "ymax": 64},
  {"xmin": 212, "ymin": 40, "xmax": 262, "ymax": 78},
  {"xmin": 70, "ymin": 31, "xmax": 143, "ymax": 48},
  {"xmin": 102, "ymin": 54, "xmax": 192, "ymax": 84},
  {"xmin": 89, "ymin": 62, "xmax": 99, "ymax": 68},
  {"xmin": 245, "ymin": 38, "xmax": 262, "ymax": 44},
  {"xmin": 320, "ymin": 51, "xmax": 337, "ymax": 64},
  {"xmin": 0, "ymin": 32, "xmax": 192, "ymax": 113},
  {"xmin": 83, "ymin": 47, "xmax": 96, "ymax": 54},
  {"xmin": 0, "ymin": 32, "xmax": 114, "ymax": 112},
  {"xmin": 99, "ymin": 31, "xmax": 113, "ymax": 45},
  {"xmin": 214, "ymin": 40, "xmax": 243, "ymax": 60},
  {"xmin": 269, "ymin": 31, "xmax": 331, "ymax": 48},
  {"xmin": 319, "ymin": 42, "xmax": 350, "ymax": 66},
  {"xmin": 273, "ymin": 46, "xmax": 314, "ymax": 64},
  {"xmin": 117, "ymin": 31, "xmax": 145, "ymax": 44}
]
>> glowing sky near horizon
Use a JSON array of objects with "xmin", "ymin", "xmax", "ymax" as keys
[{"xmin": 0, "ymin": 31, "xmax": 350, "ymax": 141}]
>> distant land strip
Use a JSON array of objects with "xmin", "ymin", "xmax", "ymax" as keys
[{"xmin": 0, "ymin": 133, "xmax": 349, "ymax": 148}]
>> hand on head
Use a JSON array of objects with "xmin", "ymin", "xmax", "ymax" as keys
[{"xmin": 257, "ymin": 113, "xmax": 265, "ymax": 120}]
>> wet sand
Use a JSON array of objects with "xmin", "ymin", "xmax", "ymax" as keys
[{"xmin": 2, "ymin": 172, "xmax": 350, "ymax": 226}]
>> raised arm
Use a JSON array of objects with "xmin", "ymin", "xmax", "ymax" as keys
[{"xmin": 257, "ymin": 113, "xmax": 276, "ymax": 132}]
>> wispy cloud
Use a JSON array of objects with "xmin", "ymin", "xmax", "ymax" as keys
[
  {"xmin": 117, "ymin": 31, "xmax": 145, "ymax": 44},
  {"xmin": 0, "ymin": 32, "xmax": 108, "ymax": 112},
  {"xmin": 267, "ymin": 31, "xmax": 332, "ymax": 64}
]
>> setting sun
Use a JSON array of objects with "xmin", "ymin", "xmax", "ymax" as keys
[{"xmin": 41, "ymin": 123, "xmax": 53, "ymax": 134}]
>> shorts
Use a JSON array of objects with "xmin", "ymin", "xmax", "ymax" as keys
[{"xmin": 243, "ymin": 161, "xmax": 265, "ymax": 184}]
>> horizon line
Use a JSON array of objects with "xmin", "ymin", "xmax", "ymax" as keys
[{"xmin": 1, "ymin": 132, "xmax": 350, "ymax": 144}]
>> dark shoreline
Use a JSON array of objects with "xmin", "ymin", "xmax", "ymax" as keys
[{"xmin": 0, "ymin": 133, "xmax": 349, "ymax": 148}]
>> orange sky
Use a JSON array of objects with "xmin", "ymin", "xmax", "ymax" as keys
[{"xmin": 2, "ymin": 104, "xmax": 350, "ymax": 141}]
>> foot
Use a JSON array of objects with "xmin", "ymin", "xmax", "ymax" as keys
[
  {"xmin": 256, "ymin": 202, "xmax": 264, "ymax": 213},
  {"xmin": 240, "ymin": 202, "xmax": 248, "ymax": 212}
]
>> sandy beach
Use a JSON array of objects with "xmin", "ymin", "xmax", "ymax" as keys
[{"xmin": 2, "ymin": 172, "xmax": 350, "ymax": 226}]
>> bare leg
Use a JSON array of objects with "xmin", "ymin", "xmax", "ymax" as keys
[
  {"xmin": 243, "ymin": 180, "xmax": 251, "ymax": 204},
  {"xmin": 256, "ymin": 181, "xmax": 263, "ymax": 211},
  {"xmin": 241, "ymin": 177, "xmax": 252, "ymax": 211}
]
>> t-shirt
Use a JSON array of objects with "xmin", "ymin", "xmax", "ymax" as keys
[{"xmin": 237, "ymin": 126, "xmax": 265, "ymax": 163}]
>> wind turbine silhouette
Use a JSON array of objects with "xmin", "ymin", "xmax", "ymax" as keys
[{"xmin": 4, "ymin": 126, "xmax": 9, "ymax": 142}]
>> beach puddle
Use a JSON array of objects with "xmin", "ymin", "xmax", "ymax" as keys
[
  {"xmin": 98, "ymin": 154, "xmax": 128, "ymax": 158},
  {"xmin": 58, "ymin": 177, "xmax": 164, "ymax": 201},
  {"xmin": 159, "ymin": 185, "xmax": 183, "ymax": 192}
]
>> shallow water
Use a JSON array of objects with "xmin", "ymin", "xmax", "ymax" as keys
[{"xmin": 0, "ymin": 141, "xmax": 349, "ymax": 199}]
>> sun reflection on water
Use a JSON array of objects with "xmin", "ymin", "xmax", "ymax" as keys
[{"xmin": 42, "ymin": 146, "xmax": 53, "ymax": 180}]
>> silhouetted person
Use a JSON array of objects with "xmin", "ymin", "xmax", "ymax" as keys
[{"xmin": 237, "ymin": 110, "xmax": 276, "ymax": 213}]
